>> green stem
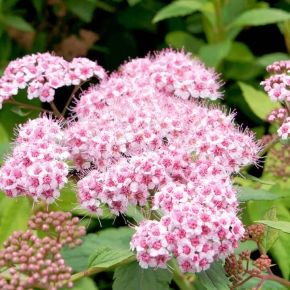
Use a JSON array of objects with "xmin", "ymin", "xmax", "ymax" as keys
[
  {"xmin": 169, "ymin": 260, "xmax": 195, "ymax": 290},
  {"xmin": 213, "ymin": 0, "xmax": 225, "ymax": 42}
]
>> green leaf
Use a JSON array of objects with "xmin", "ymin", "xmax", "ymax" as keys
[
  {"xmin": 257, "ymin": 53, "xmax": 290, "ymax": 67},
  {"xmin": 0, "ymin": 14, "xmax": 34, "ymax": 32},
  {"xmin": 237, "ymin": 187, "xmax": 282, "ymax": 202},
  {"xmin": 126, "ymin": 205, "xmax": 144, "ymax": 223},
  {"xmin": 238, "ymin": 82, "xmax": 280, "ymax": 120},
  {"xmin": 231, "ymin": 8, "xmax": 290, "ymax": 27},
  {"xmin": 196, "ymin": 261, "xmax": 229, "ymax": 290},
  {"xmin": 199, "ymin": 40, "xmax": 232, "ymax": 67},
  {"xmin": 67, "ymin": 277, "xmax": 99, "ymax": 290},
  {"xmin": 127, "ymin": 0, "xmax": 141, "ymax": 6},
  {"xmin": 256, "ymin": 220, "xmax": 290, "ymax": 234},
  {"xmin": 113, "ymin": 261, "xmax": 172, "ymax": 290},
  {"xmin": 246, "ymin": 198, "xmax": 290, "ymax": 278},
  {"xmin": 0, "ymin": 196, "xmax": 32, "ymax": 247},
  {"xmin": 225, "ymin": 42, "xmax": 254, "ymax": 62},
  {"xmin": 88, "ymin": 247, "xmax": 134, "ymax": 269},
  {"xmin": 65, "ymin": 0, "xmax": 97, "ymax": 22},
  {"xmin": 50, "ymin": 181, "xmax": 77, "ymax": 212},
  {"xmin": 62, "ymin": 227, "xmax": 133, "ymax": 272},
  {"xmin": 240, "ymin": 277, "xmax": 288, "ymax": 289},
  {"xmin": 261, "ymin": 207, "xmax": 280, "ymax": 252},
  {"xmin": 153, "ymin": 0, "xmax": 206, "ymax": 23},
  {"xmin": 0, "ymin": 123, "xmax": 10, "ymax": 164},
  {"xmin": 165, "ymin": 31, "xmax": 204, "ymax": 54}
]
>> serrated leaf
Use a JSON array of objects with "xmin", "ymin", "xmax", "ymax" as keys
[
  {"xmin": 238, "ymin": 82, "xmax": 280, "ymax": 120},
  {"xmin": 153, "ymin": 0, "xmax": 206, "ymax": 23},
  {"xmin": 199, "ymin": 40, "xmax": 231, "ymax": 67},
  {"xmin": 62, "ymin": 227, "xmax": 133, "ymax": 272},
  {"xmin": 0, "ymin": 196, "xmax": 32, "ymax": 247},
  {"xmin": 231, "ymin": 8, "xmax": 290, "ymax": 27},
  {"xmin": 261, "ymin": 207, "xmax": 280, "ymax": 253},
  {"xmin": 88, "ymin": 247, "xmax": 134, "ymax": 269},
  {"xmin": 196, "ymin": 261, "xmax": 229, "ymax": 290},
  {"xmin": 256, "ymin": 220, "xmax": 290, "ymax": 234},
  {"xmin": 165, "ymin": 31, "xmax": 204, "ymax": 54},
  {"xmin": 0, "ymin": 14, "xmax": 34, "ymax": 32},
  {"xmin": 237, "ymin": 187, "xmax": 282, "ymax": 202},
  {"xmin": 113, "ymin": 261, "xmax": 172, "ymax": 290}
]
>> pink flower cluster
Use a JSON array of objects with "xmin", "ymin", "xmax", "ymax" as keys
[
  {"xmin": 267, "ymin": 108, "xmax": 287, "ymax": 122},
  {"xmin": 261, "ymin": 60, "xmax": 290, "ymax": 141},
  {"xmin": 66, "ymin": 50, "xmax": 259, "ymax": 272},
  {"xmin": 278, "ymin": 117, "xmax": 290, "ymax": 140},
  {"xmin": 0, "ymin": 49, "xmax": 260, "ymax": 273},
  {"xmin": 0, "ymin": 52, "xmax": 106, "ymax": 107},
  {"xmin": 0, "ymin": 116, "xmax": 69, "ymax": 203},
  {"xmin": 261, "ymin": 60, "xmax": 290, "ymax": 102}
]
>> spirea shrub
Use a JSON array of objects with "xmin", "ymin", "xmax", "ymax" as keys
[{"xmin": 0, "ymin": 50, "xmax": 263, "ymax": 280}]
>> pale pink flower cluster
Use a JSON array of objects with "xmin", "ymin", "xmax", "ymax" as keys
[
  {"xmin": 0, "ymin": 52, "xmax": 106, "ymax": 107},
  {"xmin": 0, "ymin": 116, "xmax": 69, "ymax": 203},
  {"xmin": 0, "ymin": 49, "xmax": 260, "ymax": 273},
  {"xmin": 278, "ymin": 117, "xmax": 290, "ymax": 140},
  {"xmin": 267, "ymin": 108, "xmax": 287, "ymax": 122},
  {"xmin": 261, "ymin": 60, "xmax": 290, "ymax": 102},
  {"xmin": 67, "ymin": 50, "xmax": 259, "ymax": 272},
  {"xmin": 261, "ymin": 60, "xmax": 290, "ymax": 141}
]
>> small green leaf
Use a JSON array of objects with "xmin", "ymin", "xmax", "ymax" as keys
[
  {"xmin": 231, "ymin": 8, "xmax": 290, "ymax": 27},
  {"xmin": 0, "ymin": 196, "xmax": 32, "ymax": 247},
  {"xmin": 65, "ymin": 0, "xmax": 96, "ymax": 22},
  {"xmin": 199, "ymin": 40, "xmax": 232, "ymax": 67},
  {"xmin": 256, "ymin": 220, "xmax": 290, "ymax": 234},
  {"xmin": 113, "ymin": 261, "xmax": 172, "ymax": 290},
  {"xmin": 261, "ymin": 207, "xmax": 280, "ymax": 252},
  {"xmin": 127, "ymin": 0, "xmax": 141, "ymax": 6},
  {"xmin": 62, "ymin": 227, "xmax": 133, "ymax": 272},
  {"xmin": 153, "ymin": 0, "xmax": 206, "ymax": 23},
  {"xmin": 0, "ymin": 14, "xmax": 34, "ymax": 32},
  {"xmin": 237, "ymin": 187, "xmax": 282, "ymax": 202},
  {"xmin": 67, "ymin": 277, "xmax": 99, "ymax": 290},
  {"xmin": 196, "ymin": 261, "xmax": 229, "ymax": 290},
  {"xmin": 50, "ymin": 181, "xmax": 77, "ymax": 212},
  {"xmin": 0, "ymin": 123, "xmax": 10, "ymax": 164},
  {"xmin": 88, "ymin": 247, "xmax": 134, "ymax": 269},
  {"xmin": 238, "ymin": 82, "xmax": 280, "ymax": 120},
  {"xmin": 257, "ymin": 53, "xmax": 290, "ymax": 67},
  {"xmin": 165, "ymin": 31, "xmax": 204, "ymax": 54},
  {"xmin": 225, "ymin": 42, "xmax": 254, "ymax": 62}
]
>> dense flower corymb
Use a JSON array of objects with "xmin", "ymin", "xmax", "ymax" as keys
[{"xmin": 0, "ymin": 49, "xmax": 260, "ymax": 274}]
